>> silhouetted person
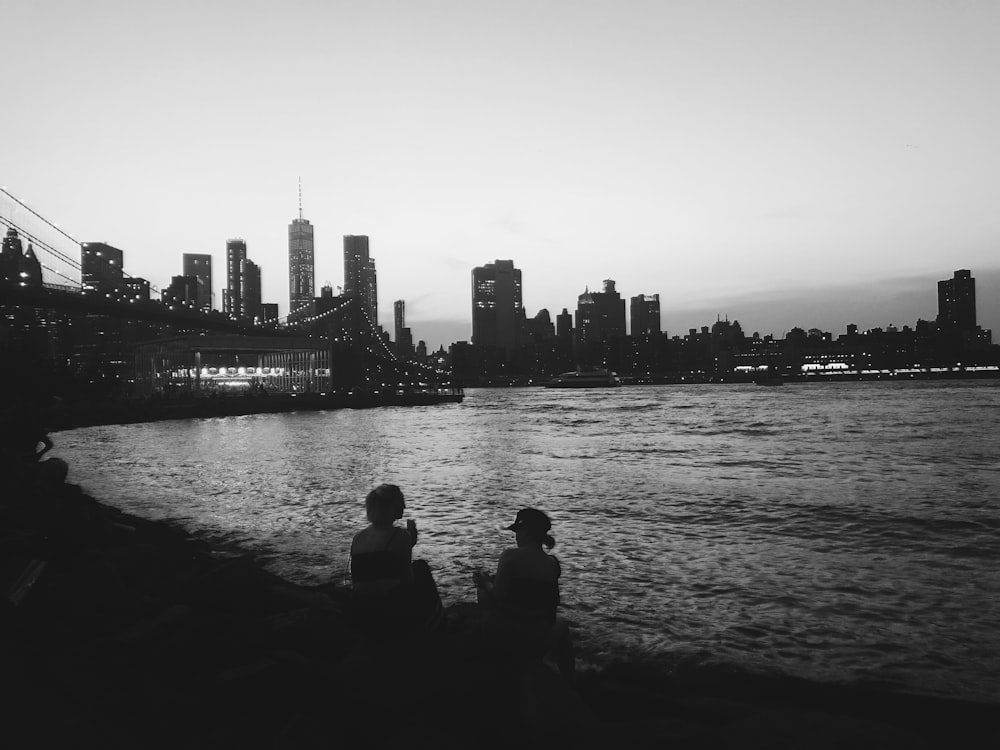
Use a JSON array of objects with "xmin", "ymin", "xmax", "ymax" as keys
[
  {"xmin": 1, "ymin": 401, "xmax": 68, "ymax": 486},
  {"xmin": 348, "ymin": 484, "xmax": 441, "ymax": 634},
  {"xmin": 474, "ymin": 508, "xmax": 575, "ymax": 680},
  {"xmin": 350, "ymin": 483, "xmax": 416, "ymax": 595}
]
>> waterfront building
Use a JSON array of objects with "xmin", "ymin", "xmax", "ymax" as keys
[
  {"xmin": 343, "ymin": 235, "xmax": 378, "ymax": 325},
  {"xmin": 182, "ymin": 253, "xmax": 213, "ymax": 312},
  {"xmin": 224, "ymin": 239, "xmax": 246, "ymax": 319},
  {"xmin": 81, "ymin": 242, "xmax": 125, "ymax": 300},
  {"xmin": 576, "ymin": 279, "xmax": 626, "ymax": 345},
  {"xmin": 288, "ymin": 189, "xmax": 314, "ymax": 322},
  {"xmin": 471, "ymin": 259, "xmax": 524, "ymax": 352},
  {"xmin": 937, "ymin": 269, "xmax": 976, "ymax": 331},
  {"xmin": 630, "ymin": 293, "xmax": 661, "ymax": 335}
]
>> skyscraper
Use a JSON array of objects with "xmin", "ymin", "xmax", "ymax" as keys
[
  {"xmin": 937, "ymin": 269, "xmax": 976, "ymax": 331},
  {"xmin": 394, "ymin": 299, "xmax": 405, "ymax": 342},
  {"xmin": 394, "ymin": 299, "xmax": 413, "ymax": 357},
  {"xmin": 576, "ymin": 279, "xmax": 626, "ymax": 344},
  {"xmin": 81, "ymin": 242, "xmax": 125, "ymax": 300},
  {"xmin": 556, "ymin": 308, "xmax": 573, "ymax": 340},
  {"xmin": 224, "ymin": 239, "xmax": 246, "ymax": 318},
  {"xmin": 343, "ymin": 235, "xmax": 377, "ymax": 324},
  {"xmin": 471, "ymin": 259, "xmax": 523, "ymax": 352},
  {"xmin": 630, "ymin": 293, "xmax": 661, "ymax": 336},
  {"xmin": 241, "ymin": 258, "xmax": 262, "ymax": 323},
  {"xmin": 288, "ymin": 183, "xmax": 314, "ymax": 321},
  {"xmin": 182, "ymin": 253, "xmax": 213, "ymax": 312}
]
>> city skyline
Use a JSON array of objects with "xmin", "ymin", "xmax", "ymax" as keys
[{"xmin": 3, "ymin": 1, "xmax": 1000, "ymax": 349}]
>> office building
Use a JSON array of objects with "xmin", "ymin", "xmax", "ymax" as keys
[
  {"xmin": 472, "ymin": 259, "xmax": 523, "ymax": 352},
  {"xmin": 224, "ymin": 239, "xmax": 246, "ymax": 318},
  {"xmin": 81, "ymin": 242, "xmax": 125, "ymax": 300},
  {"xmin": 576, "ymin": 279, "xmax": 626, "ymax": 344},
  {"xmin": 343, "ymin": 235, "xmax": 378, "ymax": 324},
  {"xmin": 288, "ymin": 192, "xmax": 314, "ymax": 321},
  {"xmin": 524, "ymin": 309, "xmax": 555, "ymax": 342},
  {"xmin": 262, "ymin": 303, "xmax": 279, "ymax": 323},
  {"xmin": 937, "ymin": 269, "xmax": 976, "ymax": 331},
  {"xmin": 162, "ymin": 275, "xmax": 199, "ymax": 309},
  {"xmin": 182, "ymin": 253, "xmax": 213, "ymax": 312},
  {"xmin": 630, "ymin": 293, "xmax": 661, "ymax": 336},
  {"xmin": 241, "ymin": 259, "xmax": 262, "ymax": 323},
  {"xmin": 556, "ymin": 308, "xmax": 573, "ymax": 340},
  {"xmin": 394, "ymin": 299, "xmax": 405, "ymax": 342},
  {"xmin": 394, "ymin": 299, "xmax": 413, "ymax": 357},
  {"xmin": 124, "ymin": 277, "xmax": 151, "ymax": 303}
]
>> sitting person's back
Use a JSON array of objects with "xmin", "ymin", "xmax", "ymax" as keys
[
  {"xmin": 474, "ymin": 508, "xmax": 574, "ymax": 678},
  {"xmin": 350, "ymin": 484, "xmax": 414, "ymax": 596},
  {"xmin": 489, "ymin": 546, "xmax": 560, "ymax": 627}
]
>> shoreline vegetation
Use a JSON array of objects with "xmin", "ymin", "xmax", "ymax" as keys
[{"xmin": 3, "ymin": 460, "xmax": 997, "ymax": 748}]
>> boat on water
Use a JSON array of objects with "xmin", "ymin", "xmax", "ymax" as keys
[
  {"xmin": 754, "ymin": 366, "xmax": 785, "ymax": 386},
  {"xmin": 545, "ymin": 369, "xmax": 621, "ymax": 388}
]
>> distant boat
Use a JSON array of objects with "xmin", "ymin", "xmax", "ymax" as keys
[
  {"xmin": 755, "ymin": 367, "xmax": 784, "ymax": 386},
  {"xmin": 545, "ymin": 369, "xmax": 621, "ymax": 388}
]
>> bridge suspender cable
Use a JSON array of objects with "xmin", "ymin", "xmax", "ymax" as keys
[{"xmin": 0, "ymin": 186, "xmax": 83, "ymax": 248}]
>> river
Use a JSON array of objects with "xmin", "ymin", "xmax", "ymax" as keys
[{"xmin": 53, "ymin": 381, "xmax": 1000, "ymax": 703}]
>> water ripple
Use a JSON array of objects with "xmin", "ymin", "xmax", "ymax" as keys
[{"xmin": 53, "ymin": 381, "xmax": 1000, "ymax": 704}]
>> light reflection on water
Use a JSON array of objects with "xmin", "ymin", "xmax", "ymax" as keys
[{"xmin": 55, "ymin": 382, "xmax": 1000, "ymax": 703}]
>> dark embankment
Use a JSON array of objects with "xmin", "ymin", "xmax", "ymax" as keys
[
  {"xmin": 43, "ymin": 390, "xmax": 464, "ymax": 432},
  {"xmin": 3, "ymin": 472, "xmax": 997, "ymax": 749}
]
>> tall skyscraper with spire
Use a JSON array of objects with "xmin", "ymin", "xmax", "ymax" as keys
[
  {"xmin": 343, "ymin": 235, "xmax": 377, "ymax": 325},
  {"xmin": 288, "ymin": 179, "xmax": 314, "ymax": 321}
]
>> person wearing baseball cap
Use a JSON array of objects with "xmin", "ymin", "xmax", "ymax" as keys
[{"xmin": 473, "ymin": 508, "xmax": 575, "ymax": 680}]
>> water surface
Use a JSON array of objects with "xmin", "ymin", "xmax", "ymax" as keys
[{"xmin": 56, "ymin": 381, "xmax": 1000, "ymax": 703}]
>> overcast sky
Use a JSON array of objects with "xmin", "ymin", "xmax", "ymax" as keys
[{"xmin": 3, "ymin": 0, "xmax": 999, "ymax": 349}]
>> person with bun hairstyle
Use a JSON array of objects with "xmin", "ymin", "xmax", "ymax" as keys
[
  {"xmin": 473, "ymin": 508, "xmax": 575, "ymax": 679},
  {"xmin": 350, "ymin": 483, "xmax": 417, "ymax": 595},
  {"xmin": 349, "ymin": 483, "xmax": 443, "ymax": 634}
]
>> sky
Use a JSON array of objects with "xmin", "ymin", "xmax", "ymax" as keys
[{"xmin": 3, "ymin": 0, "xmax": 999, "ymax": 350}]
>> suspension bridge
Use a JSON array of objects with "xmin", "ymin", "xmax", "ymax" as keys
[{"xmin": 0, "ymin": 188, "xmax": 460, "ymax": 403}]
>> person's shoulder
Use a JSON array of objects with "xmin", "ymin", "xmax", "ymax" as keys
[
  {"xmin": 390, "ymin": 527, "xmax": 414, "ymax": 550},
  {"xmin": 350, "ymin": 528, "xmax": 368, "ymax": 553}
]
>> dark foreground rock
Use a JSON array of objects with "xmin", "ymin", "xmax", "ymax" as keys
[{"xmin": 2, "ymin": 476, "xmax": 997, "ymax": 750}]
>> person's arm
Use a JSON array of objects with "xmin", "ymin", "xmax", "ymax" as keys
[
  {"xmin": 37, "ymin": 434, "xmax": 53, "ymax": 459},
  {"xmin": 406, "ymin": 519, "xmax": 418, "ymax": 546},
  {"xmin": 490, "ymin": 549, "xmax": 517, "ymax": 602}
]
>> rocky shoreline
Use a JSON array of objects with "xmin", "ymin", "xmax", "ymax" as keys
[{"xmin": 3, "ymin": 468, "xmax": 997, "ymax": 749}]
